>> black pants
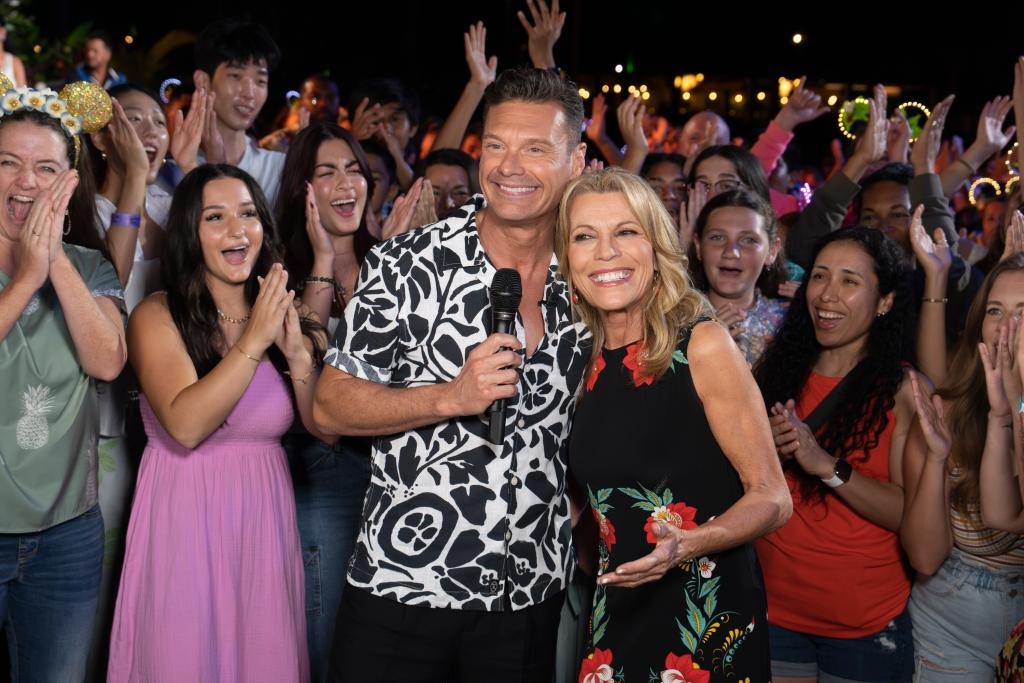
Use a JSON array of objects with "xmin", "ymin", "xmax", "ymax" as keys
[{"xmin": 328, "ymin": 583, "xmax": 563, "ymax": 683}]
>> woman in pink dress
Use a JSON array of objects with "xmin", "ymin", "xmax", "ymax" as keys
[{"xmin": 108, "ymin": 164, "xmax": 334, "ymax": 682}]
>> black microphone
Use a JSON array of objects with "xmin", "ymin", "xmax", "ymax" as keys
[{"xmin": 487, "ymin": 268, "xmax": 522, "ymax": 444}]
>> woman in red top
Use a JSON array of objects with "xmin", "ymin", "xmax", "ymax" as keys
[{"xmin": 754, "ymin": 226, "xmax": 919, "ymax": 682}]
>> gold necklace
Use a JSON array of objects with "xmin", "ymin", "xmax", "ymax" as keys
[{"xmin": 217, "ymin": 309, "xmax": 250, "ymax": 324}]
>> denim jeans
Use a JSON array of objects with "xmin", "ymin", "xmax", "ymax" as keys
[
  {"xmin": 769, "ymin": 608, "xmax": 914, "ymax": 682},
  {"xmin": 909, "ymin": 547, "xmax": 1024, "ymax": 681},
  {"xmin": 0, "ymin": 505, "xmax": 104, "ymax": 683},
  {"xmin": 286, "ymin": 435, "xmax": 371, "ymax": 683}
]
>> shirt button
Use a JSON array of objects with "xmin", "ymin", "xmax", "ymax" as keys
[
  {"xmin": 517, "ymin": 419, "xmax": 526, "ymax": 429},
  {"xmin": 489, "ymin": 580, "xmax": 499, "ymax": 594},
  {"xmin": 510, "ymin": 475, "xmax": 519, "ymax": 486},
  {"xmin": 505, "ymin": 529, "xmax": 512, "ymax": 542}
]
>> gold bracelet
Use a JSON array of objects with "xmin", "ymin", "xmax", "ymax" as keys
[
  {"xmin": 921, "ymin": 297, "xmax": 948, "ymax": 303},
  {"xmin": 284, "ymin": 365, "xmax": 316, "ymax": 384},
  {"xmin": 233, "ymin": 345, "xmax": 261, "ymax": 362}
]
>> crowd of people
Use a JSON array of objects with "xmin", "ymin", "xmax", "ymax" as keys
[{"xmin": 1, "ymin": 3, "xmax": 1023, "ymax": 682}]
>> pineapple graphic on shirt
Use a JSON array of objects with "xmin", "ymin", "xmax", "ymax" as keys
[{"xmin": 16, "ymin": 385, "xmax": 55, "ymax": 450}]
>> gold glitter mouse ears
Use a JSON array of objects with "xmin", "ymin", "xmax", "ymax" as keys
[
  {"xmin": 0, "ymin": 74, "xmax": 112, "ymax": 166},
  {"xmin": 0, "ymin": 75, "xmax": 112, "ymax": 135}
]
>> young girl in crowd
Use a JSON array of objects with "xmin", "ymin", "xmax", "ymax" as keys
[
  {"xmin": 690, "ymin": 188, "xmax": 788, "ymax": 365},
  {"xmin": 108, "ymin": 164, "xmax": 332, "ymax": 682}
]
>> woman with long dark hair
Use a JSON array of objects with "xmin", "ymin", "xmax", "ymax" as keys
[
  {"xmin": 108, "ymin": 164, "xmax": 332, "ymax": 682},
  {"xmin": 754, "ymin": 227, "xmax": 918, "ymax": 682}
]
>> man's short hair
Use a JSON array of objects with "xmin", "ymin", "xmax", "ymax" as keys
[
  {"xmin": 194, "ymin": 19, "xmax": 281, "ymax": 75},
  {"xmin": 482, "ymin": 67, "xmax": 584, "ymax": 147}
]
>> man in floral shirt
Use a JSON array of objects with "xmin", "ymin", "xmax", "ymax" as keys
[{"xmin": 315, "ymin": 66, "xmax": 589, "ymax": 681}]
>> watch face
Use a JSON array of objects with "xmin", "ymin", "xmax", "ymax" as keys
[{"xmin": 835, "ymin": 458, "xmax": 853, "ymax": 483}]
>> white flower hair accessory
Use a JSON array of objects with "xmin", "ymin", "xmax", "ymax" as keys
[{"xmin": 0, "ymin": 73, "xmax": 112, "ymax": 166}]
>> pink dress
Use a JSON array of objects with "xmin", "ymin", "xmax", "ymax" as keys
[{"xmin": 108, "ymin": 362, "xmax": 308, "ymax": 682}]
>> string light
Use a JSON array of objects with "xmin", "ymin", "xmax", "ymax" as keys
[
  {"xmin": 124, "ymin": 35, "xmax": 134, "ymax": 45},
  {"xmin": 733, "ymin": 94, "xmax": 743, "ymax": 104},
  {"xmin": 641, "ymin": 92, "xmax": 650, "ymax": 101},
  {"xmin": 601, "ymin": 84, "xmax": 610, "ymax": 93},
  {"xmin": 779, "ymin": 96, "xmax": 788, "ymax": 105},
  {"xmin": 615, "ymin": 64, "xmax": 623, "ymax": 73},
  {"xmin": 897, "ymin": 101, "xmax": 932, "ymax": 142},
  {"xmin": 578, "ymin": 87, "xmax": 591, "ymax": 100},
  {"xmin": 613, "ymin": 84, "xmax": 622, "ymax": 94},
  {"xmin": 1006, "ymin": 175, "xmax": 1019, "ymax": 194},
  {"xmin": 756, "ymin": 91, "xmax": 766, "ymax": 101},
  {"xmin": 968, "ymin": 177, "xmax": 1002, "ymax": 206},
  {"xmin": 708, "ymin": 91, "xmax": 718, "ymax": 101},
  {"xmin": 838, "ymin": 96, "xmax": 872, "ymax": 140},
  {"xmin": 682, "ymin": 92, "xmax": 691, "ymax": 101},
  {"xmin": 158, "ymin": 78, "xmax": 182, "ymax": 104},
  {"xmin": 827, "ymin": 95, "xmax": 838, "ymax": 106},
  {"xmin": 792, "ymin": 33, "xmax": 803, "ymax": 44},
  {"xmin": 1007, "ymin": 142, "xmax": 1019, "ymax": 176}
]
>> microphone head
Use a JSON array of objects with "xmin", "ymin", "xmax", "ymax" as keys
[{"xmin": 490, "ymin": 268, "xmax": 522, "ymax": 315}]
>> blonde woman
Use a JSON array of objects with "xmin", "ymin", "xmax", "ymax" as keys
[{"xmin": 557, "ymin": 167, "xmax": 790, "ymax": 682}]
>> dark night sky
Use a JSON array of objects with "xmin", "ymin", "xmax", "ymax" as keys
[{"xmin": 39, "ymin": 1, "xmax": 1024, "ymax": 164}]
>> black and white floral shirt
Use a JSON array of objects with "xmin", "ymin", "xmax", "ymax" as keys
[{"xmin": 325, "ymin": 196, "xmax": 588, "ymax": 611}]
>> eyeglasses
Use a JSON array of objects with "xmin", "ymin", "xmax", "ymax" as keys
[
  {"xmin": 694, "ymin": 179, "xmax": 744, "ymax": 195},
  {"xmin": 646, "ymin": 179, "xmax": 687, "ymax": 199}
]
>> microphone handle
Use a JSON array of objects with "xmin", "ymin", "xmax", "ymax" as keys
[{"xmin": 488, "ymin": 312, "xmax": 516, "ymax": 443}]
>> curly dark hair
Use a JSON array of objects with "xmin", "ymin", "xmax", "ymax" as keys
[
  {"xmin": 754, "ymin": 226, "xmax": 913, "ymax": 503},
  {"xmin": 162, "ymin": 164, "xmax": 324, "ymax": 378}
]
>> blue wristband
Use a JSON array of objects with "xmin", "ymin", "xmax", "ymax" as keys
[{"xmin": 110, "ymin": 212, "xmax": 141, "ymax": 229}]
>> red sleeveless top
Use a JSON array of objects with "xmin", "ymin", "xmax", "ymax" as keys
[{"xmin": 755, "ymin": 371, "xmax": 910, "ymax": 637}]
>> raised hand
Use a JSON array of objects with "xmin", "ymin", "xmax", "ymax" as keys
[
  {"xmin": 775, "ymin": 76, "xmax": 830, "ymax": 132},
  {"xmin": 410, "ymin": 178, "xmax": 438, "ymax": 229},
  {"xmin": 678, "ymin": 185, "xmax": 705, "ymax": 252},
  {"xmin": 911, "ymin": 94, "xmax": 955, "ymax": 175},
  {"xmin": 464, "ymin": 21, "xmax": 497, "ymax": 88},
  {"xmin": 275, "ymin": 301, "xmax": 308, "ymax": 364},
  {"xmin": 200, "ymin": 91, "xmax": 227, "ymax": 164},
  {"xmin": 107, "ymin": 98, "xmax": 150, "ymax": 177},
  {"xmin": 909, "ymin": 204, "xmax": 952, "ymax": 276},
  {"xmin": 350, "ymin": 97, "xmax": 384, "ymax": 141},
  {"xmin": 909, "ymin": 370, "xmax": 952, "ymax": 461},
  {"xmin": 617, "ymin": 95, "xmax": 648, "ymax": 154},
  {"xmin": 585, "ymin": 158, "xmax": 605, "ymax": 173},
  {"xmin": 849, "ymin": 85, "xmax": 889, "ymax": 167},
  {"xmin": 975, "ymin": 96, "xmax": 1016, "ymax": 155},
  {"xmin": 240, "ymin": 263, "xmax": 293, "ymax": 355},
  {"xmin": 304, "ymin": 182, "xmax": 335, "ymax": 259},
  {"xmin": 980, "ymin": 331, "xmax": 1013, "ymax": 417},
  {"xmin": 585, "ymin": 93, "xmax": 608, "ymax": 144},
  {"xmin": 999, "ymin": 318, "xmax": 1022, "ymax": 414},
  {"xmin": 516, "ymin": 0, "xmax": 565, "ymax": 70},
  {"xmin": 715, "ymin": 303, "xmax": 745, "ymax": 339},
  {"xmin": 1002, "ymin": 210, "xmax": 1024, "ymax": 261},
  {"xmin": 381, "ymin": 177, "xmax": 427, "ymax": 240},
  {"xmin": 887, "ymin": 109, "xmax": 911, "ymax": 163},
  {"xmin": 171, "ymin": 88, "xmax": 207, "ymax": 174},
  {"xmin": 15, "ymin": 171, "xmax": 77, "ymax": 289}
]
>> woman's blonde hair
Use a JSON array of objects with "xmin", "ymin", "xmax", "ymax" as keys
[{"xmin": 555, "ymin": 167, "xmax": 712, "ymax": 381}]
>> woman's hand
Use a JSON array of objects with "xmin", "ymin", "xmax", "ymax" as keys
[
  {"xmin": 679, "ymin": 185, "xmax": 705, "ymax": 252},
  {"xmin": 108, "ymin": 98, "xmax": 150, "ymax": 178},
  {"xmin": 715, "ymin": 303, "xmax": 745, "ymax": 339},
  {"xmin": 1002, "ymin": 210, "xmax": 1024, "ymax": 261},
  {"xmin": 770, "ymin": 400, "xmax": 835, "ymax": 477},
  {"xmin": 171, "ymin": 87, "xmax": 207, "ymax": 174},
  {"xmin": 13, "ymin": 172, "xmax": 76, "ymax": 290},
  {"xmin": 909, "ymin": 204, "xmax": 952, "ymax": 277},
  {"xmin": 909, "ymin": 370, "xmax": 952, "ymax": 461},
  {"xmin": 381, "ymin": 177, "xmax": 427, "ymax": 240},
  {"xmin": 239, "ymin": 263, "xmax": 293, "ymax": 355},
  {"xmin": 597, "ymin": 521, "xmax": 701, "ymax": 588},
  {"xmin": 275, "ymin": 301, "xmax": 308, "ymax": 364},
  {"xmin": 304, "ymin": 181, "xmax": 335, "ymax": 258}
]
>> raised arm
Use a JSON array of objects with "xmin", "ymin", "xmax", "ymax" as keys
[
  {"xmin": 599, "ymin": 322, "xmax": 791, "ymax": 588},
  {"xmin": 899, "ymin": 371, "xmax": 954, "ymax": 575},
  {"xmin": 432, "ymin": 22, "xmax": 497, "ymax": 152},
  {"xmin": 910, "ymin": 95, "xmax": 958, "ymax": 243},
  {"xmin": 584, "ymin": 93, "xmax": 623, "ymax": 166},
  {"xmin": 617, "ymin": 95, "xmax": 649, "ymax": 174},
  {"xmin": 939, "ymin": 96, "xmax": 1015, "ymax": 198},
  {"xmin": 909, "ymin": 205, "xmax": 953, "ymax": 386},
  {"xmin": 516, "ymin": 0, "xmax": 565, "ymax": 70},
  {"xmin": 752, "ymin": 76, "xmax": 828, "ymax": 175}
]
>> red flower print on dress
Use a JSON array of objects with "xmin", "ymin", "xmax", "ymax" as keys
[
  {"xmin": 645, "ymin": 501, "xmax": 698, "ymax": 543},
  {"xmin": 659, "ymin": 652, "xmax": 710, "ymax": 683},
  {"xmin": 586, "ymin": 353, "xmax": 607, "ymax": 391},
  {"xmin": 578, "ymin": 647, "xmax": 615, "ymax": 683},
  {"xmin": 622, "ymin": 341, "xmax": 655, "ymax": 386},
  {"xmin": 591, "ymin": 508, "xmax": 616, "ymax": 552}
]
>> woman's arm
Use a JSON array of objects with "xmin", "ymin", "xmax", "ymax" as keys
[
  {"xmin": 431, "ymin": 22, "xmax": 495, "ymax": 152},
  {"xmin": 599, "ymin": 321, "xmax": 792, "ymax": 588},
  {"xmin": 130, "ymin": 266, "xmax": 292, "ymax": 449},
  {"xmin": 979, "ymin": 330, "xmax": 1024, "ymax": 531},
  {"xmin": 899, "ymin": 373, "xmax": 954, "ymax": 575},
  {"xmin": 101, "ymin": 99, "xmax": 150, "ymax": 287},
  {"xmin": 279, "ymin": 303, "xmax": 337, "ymax": 444},
  {"xmin": 910, "ymin": 205, "xmax": 952, "ymax": 387}
]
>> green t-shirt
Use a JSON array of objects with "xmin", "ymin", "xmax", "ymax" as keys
[{"xmin": 0, "ymin": 244, "xmax": 124, "ymax": 532}]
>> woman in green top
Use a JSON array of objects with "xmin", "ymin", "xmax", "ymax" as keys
[{"xmin": 0, "ymin": 96, "xmax": 126, "ymax": 679}]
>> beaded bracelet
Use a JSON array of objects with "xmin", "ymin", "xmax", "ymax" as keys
[{"xmin": 110, "ymin": 212, "xmax": 141, "ymax": 229}]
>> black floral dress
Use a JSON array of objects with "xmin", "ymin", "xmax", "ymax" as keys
[{"xmin": 570, "ymin": 322, "xmax": 770, "ymax": 683}]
